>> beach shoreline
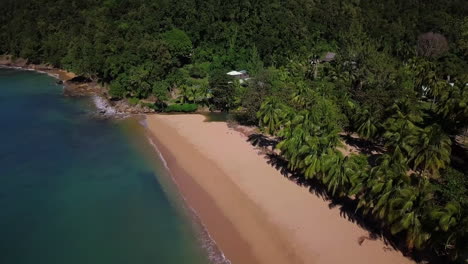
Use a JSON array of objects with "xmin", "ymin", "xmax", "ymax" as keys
[
  {"xmin": 1, "ymin": 59, "xmax": 416, "ymax": 264},
  {"xmin": 0, "ymin": 56, "xmax": 154, "ymax": 115},
  {"xmin": 145, "ymin": 114, "xmax": 415, "ymax": 264},
  {"xmin": 145, "ymin": 114, "xmax": 302, "ymax": 264},
  {"xmin": 0, "ymin": 55, "xmax": 76, "ymax": 82}
]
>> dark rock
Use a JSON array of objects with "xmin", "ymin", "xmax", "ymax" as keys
[{"xmin": 68, "ymin": 76, "xmax": 92, "ymax": 83}]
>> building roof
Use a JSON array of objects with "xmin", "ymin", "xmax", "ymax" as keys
[
  {"xmin": 227, "ymin": 71, "xmax": 243, "ymax": 76},
  {"xmin": 321, "ymin": 52, "xmax": 336, "ymax": 62}
]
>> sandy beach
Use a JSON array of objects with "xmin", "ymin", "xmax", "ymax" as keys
[{"xmin": 146, "ymin": 114, "xmax": 414, "ymax": 264}]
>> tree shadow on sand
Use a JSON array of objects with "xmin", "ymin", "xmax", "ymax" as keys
[
  {"xmin": 340, "ymin": 134, "xmax": 385, "ymax": 155},
  {"xmin": 247, "ymin": 133, "xmax": 446, "ymax": 264}
]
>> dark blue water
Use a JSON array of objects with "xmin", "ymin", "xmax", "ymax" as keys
[{"xmin": 0, "ymin": 68, "xmax": 212, "ymax": 264}]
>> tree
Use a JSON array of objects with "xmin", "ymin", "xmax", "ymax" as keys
[
  {"xmin": 209, "ymin": 71, "xmax": 236, "ymax": 111},
  {"xmin": 383, "ymin": 101, "xmax": 423, "ymax": 157},
  {"xmin": 357, "ymin": 155, "xmax": 409, "ymax": 220},
  {"xmin": 355, "ymin": 108, "xmax": 379, "ymax": 140},
  {"xmin": 152, "ymin": 81, "xmax": 169, "ymax": 102},
  {"xmin": 436, "ymin": 81, "xmax": 468, "ymax": 135},
  {"xmin": 163, "ymin": 28, "xmax": 193, "ymax": 66},
  {"xmin": 389, "ymin": 180, "xmax": 434, "ymax": 249},
  {"xmin": 417, "ymin": 32, "xmax": 449, "ymax": 58},
  {"xmin": 238, "ymin": 70, "xmax": 274, "ymax": 125},
  {"xmin": 406, "ymin": 124, "xmax": 451, "ymax": 178},
  {"xmin": 322, "ymin": 152, "xmax": 367, "ymax": 196},
  {"xmin": 109, "ymin": 77, "xmax": 127, "ymax": 99},
  {"xmin": 458, "ymin": 18, "xmax": 468, "ymax": 59},
  {"xmin": 431, "ymin": 202, "xmax": 461, "ymax": 232},
  {"xmin": 256, "ymin": 98, "xmax": 288, "ymax": 135}
]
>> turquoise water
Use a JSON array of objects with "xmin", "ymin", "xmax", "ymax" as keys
[{"xmin": 0, "ymin": 68, "xmax": 213, "ymax": 264}]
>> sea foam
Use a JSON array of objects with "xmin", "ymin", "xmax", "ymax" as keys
[{"xmin": 91, "ymin": 95, "xmax": 118, "ymax": 116}]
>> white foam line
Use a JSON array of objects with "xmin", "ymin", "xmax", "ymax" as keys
[
  {"xmin": 139, "ymin": 118, "xmax": 148, "ymax": 128},
  {"xmin": 0, "ymin": 65, "xmax": 60, "ymax": 80},
  {"xmin": 147, "ymin": 137, "xmax": 169, "ymax": 169},
  {"xmin": 146, "ymin": 135, "xmax": 231, "ymax": 264}
]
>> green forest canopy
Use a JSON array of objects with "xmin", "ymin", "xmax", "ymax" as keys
[{"xmin": 1, "ymin": 0, "xmax": 468, "ymax": 262}]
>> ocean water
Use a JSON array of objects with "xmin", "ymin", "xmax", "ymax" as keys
[{"xmin": 0, "ymin": 68, "xmax": 215, "ymax": 264}]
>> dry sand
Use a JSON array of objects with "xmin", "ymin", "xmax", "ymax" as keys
[{"xmin": 146, "ymin": 114, "xmax": 414, "ymax": 264}]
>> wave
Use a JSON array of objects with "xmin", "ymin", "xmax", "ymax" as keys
[
  {"xmin": 91, "ymin": 95, "xmax": 120, "ymax": 117},
  {"xmin": 146, "ymin": 135, "xmax": 231, "ymax": 264},
  {"xmin": 37, "ymin": 70, "xmax": 60, "ymax": 80},
  {"xmin": 147, "ymin": 137, "xmax": 169, "ymax": 170},
  {"xmin": 0, "ymin": 65, "xmax": 59, "ymax": 80}
]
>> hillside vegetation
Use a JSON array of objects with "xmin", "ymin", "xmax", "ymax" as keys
[{"xmin": 1, "ymin": 0, "xmax": 467, "ymax": 262}]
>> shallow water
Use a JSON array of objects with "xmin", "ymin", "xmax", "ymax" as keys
[{"xmin": 0, "ymin": 68, "xmax": 213, "ymax": 264}]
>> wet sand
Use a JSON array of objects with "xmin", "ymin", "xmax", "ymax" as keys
[{"xmin": 146, "ymin": 114, "xmax": 413, "ymax": 264}]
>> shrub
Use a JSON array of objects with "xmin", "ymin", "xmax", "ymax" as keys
[
  {"xmin": 438, "ymin": 168, "xmax": 468, "ymax": 205},
  {"xmin": 152, "ymin": 101, "xmax": 168, "ymax": 112},
  {"xmin": 141, "ymin": 102, "xmax": 155, "ymax": 108},
  {"xmin": 164, "ymin": 103, "xmax": 198, "ymax": 113},
  {"xmin": 152, "ymin": 81, "xmax": 169, "ymax": 101},
  {"xmin": 189, "ymin": 65, "xmax": 207, "ymax": 78},
  {"xmin": 109, "ymin": 81, "xmax": 126, "ymax": 99},
  {"xmin": 127, "ymin": 97, "xmax": 139, "ymax": 106}
]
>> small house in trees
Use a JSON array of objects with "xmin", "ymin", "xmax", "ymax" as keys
[
  {"xmin": 310, "ymin": 52, "xmax": 337, "ymax": 79},
  {"xmin": 321, "ymin": 52, "xmax": 336, "ymax": 63},
  {"xmin": 226, "ymin": 70, "xmax": 250, "ymax": 84}
]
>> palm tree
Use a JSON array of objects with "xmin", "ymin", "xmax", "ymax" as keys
[
  {"xmin": 382, "ymin": 104, "xmax": 423, "ymax": 166},
  {"xmin": 277, "ymin": 125, "xmax": 310, "ymax": 171},
  {"xmin": 360, "ymin": 155, "xmax": 409, "ymax": 220},
  {"xmin": 321, "ymin": 150, "xmax": 346, "ymax": 194},
  {"xmin": 291, "ymin": 82, "xmax": 314, "ymax": 109},
  {"xmin": 277, "ymin": 124, "xmax": 324, "ymax": 174},
  {"xmin": 355, "ymin": 108, "xmax": 379, "ymax": 140},
  {"xmin": 409, "ymin": 58, "xmax": 437, "ymax": 97},
  {"xmin": 348, "ymin": 155, "xmax": 371, "ymax": 197},
  {"xmin": 436, "ymin": 81, "xmax": 468, "ymax": 135},
  {"xmin": 431, "ymin": 202, "xmax": 461, "ymax": 232},
  {"xmin": 441, "ymin": 212, "xmax": 468, "ymax": 261},
  {"xmin": 257, "ymin": 98, "xmax": 288, "ymax": 135},
  {"xmin": 406, "ymin": 124, "xmax": 452, "ymax": 178},
  {"xmin": 177, "ymin": 84, "xmax": 195, "ymax": 103},
  {"xmin": 322, "ymin": 152, "xmax": 368, "ymax": 196},
  {"xmin": 383, "ymin": 101, "xmax": 423, "ymax": 146},
  {"xmin": 388, "ymin": 180, "xmax": 434, "ymax": 249},
  {"xmin": 276, "ymin": 107, "xmax": 342, "ymax": 175}
]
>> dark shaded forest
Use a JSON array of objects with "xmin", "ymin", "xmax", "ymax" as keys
[{"xmin": 1, "ymin": 0, "xmax": 467, "ymax": 262}]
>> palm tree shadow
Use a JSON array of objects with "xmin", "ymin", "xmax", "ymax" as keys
[
  {"xmin": 340, "ymin": 134, "xmax": 385, "ymax": 155},
  {"xmin": 246, "ymin": 135, "xmax": 447, "ymax": 264},
  {"xmin": 248, "ymin": 133, "xmax": 279, "ymax": 150}
]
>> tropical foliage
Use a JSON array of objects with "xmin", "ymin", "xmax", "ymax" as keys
[{"xmin": 1, "ymin": 0, "xmax": 468, "ymax": 261}]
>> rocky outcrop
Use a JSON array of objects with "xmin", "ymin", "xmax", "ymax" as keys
[
  {"xmin": 112, "ymin": 100, "xmax": 154, "ymax": 114},
  {"xmin": 0, "ymin": 56, "xmax": 155, "ymax": 115},
  {"xmin": 62, "ymin": 81, "xmax": 101, "ymax": 97}
]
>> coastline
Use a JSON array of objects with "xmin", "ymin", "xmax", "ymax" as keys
[
  {"xmin": 0, "ymin": 58, "xmax": 416, "ymax": 263},
  {"xmin": 145, "ymin": 114, "xmax": 415, "ymax": 264},
  {"xmin": 145, "ymin": 114, "xmax": 300, "ymax": 264},
  {"xmin": 0, "ymin": 56, "xmax": 76, "ymax": 82},
  {"xmin": 0, "ymin": 56, "xmax": 152, "ymax": 115}
]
